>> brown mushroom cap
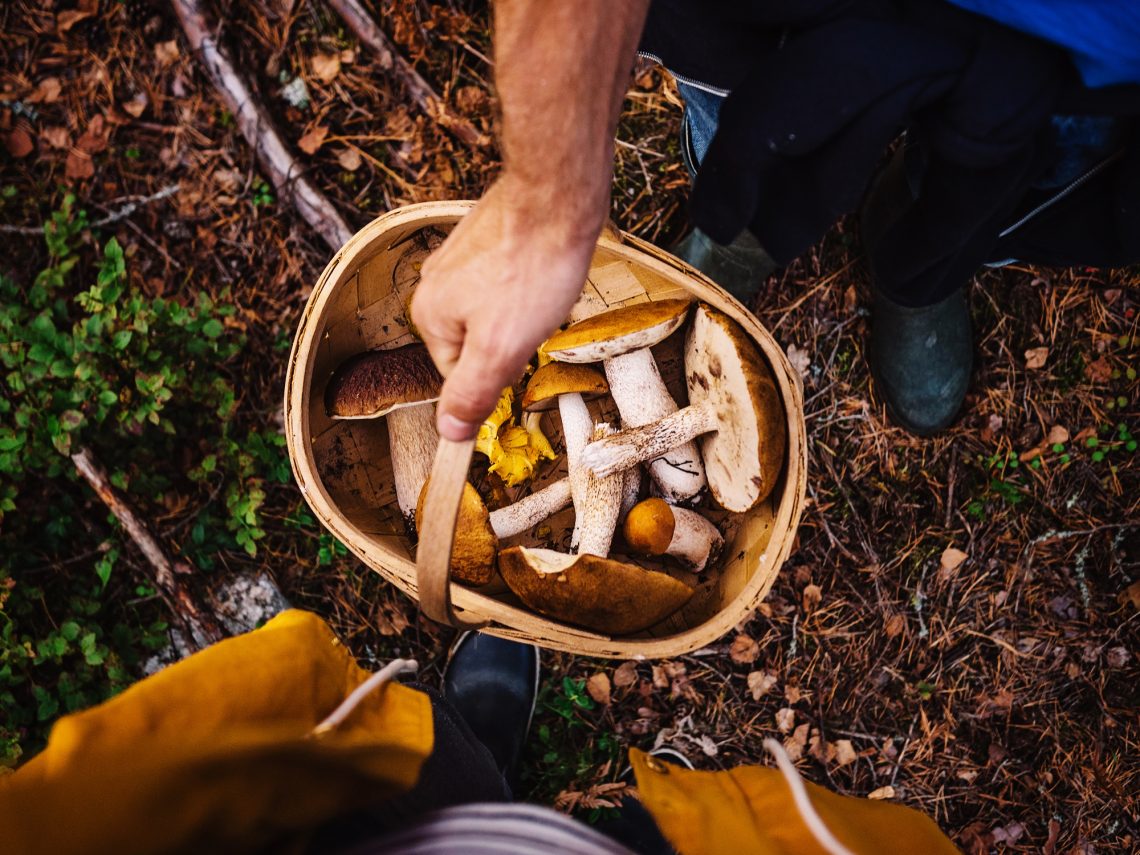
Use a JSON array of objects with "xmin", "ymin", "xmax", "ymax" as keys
[
  {"xmin": 520, "ymin": 362, "xmax": 609, "ymax": 412},
  {"xmin": 543, "ymin": 299, "xmax": 692, "ymax": 363},
  {"xmin": 416, "ymin": 480, "xmax": 496, "ymax": 586},
  {"xmin": 325, "ymin": 343, "xmax": 443, "ymax": 418},
  {"xmin": 622, "ymin": 498, "xmax": 676, "ymax": 555},
  {"xmin": 499, "ymin": 546, "xmax": 693, "ymax": 635},
  {"xmin": 686, "ymin": 304, "xmax": 786, "ymax": 511}
]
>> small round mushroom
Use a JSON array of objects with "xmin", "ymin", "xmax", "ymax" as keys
[
  {"xmin": 622, "ymin": 498, "xmax": 724, "ymax": 573},
  {"xmin": 325, "ymin": 343, "xmax": 443, "ymax": 532},
  {"xmin": 499, "ymin": 545, "xmax": 694, "ymax": 635},
  {"xmin": 521, "ymin": 362, "xmax": 609, "ymax": 550},
  {"xmin": 543, "ymin": 300, "xmax": 707, "ymax": 505},
  {"xmin": 579, "ymin": 304, "xmax": 786, "ymax": 513}
]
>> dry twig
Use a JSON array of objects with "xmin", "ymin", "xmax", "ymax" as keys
[
  {"xmin": 325, "ymin": 0, "xmax": 488, "ymax": 149},
  {"xmin": 171, "ymin": 0, "xmax": 353, "ymax": 251},
  {"xmin": 71, "ymin": 446, "xmax": 224, "ymax": 649}
]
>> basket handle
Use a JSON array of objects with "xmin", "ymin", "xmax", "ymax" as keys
[{"xmin": 416, "ymin": 436, "xmax": 490, "ymax": 629}]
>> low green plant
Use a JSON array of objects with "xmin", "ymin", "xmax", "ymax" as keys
[{"xmin": 0, "ymin": 195, "xmax": 297, "ymax": 766}]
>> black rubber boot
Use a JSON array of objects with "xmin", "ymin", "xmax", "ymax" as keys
[
  {"xmin": 442, "ymin": 632, "xmax": 539, "ymax": 783},
  {"xmin": 869, "ymin": 284, "xmax": 972, "ymax": 435},
  {"xmin": 672, "ymin": 227, "xmax": 778, "ymax": 303},
  {"xmin": 861, "ymin": 142, "xmax": 973, "ymax": 435}
]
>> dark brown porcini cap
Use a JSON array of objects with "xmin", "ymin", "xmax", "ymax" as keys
[{"xmin": 325, "ymin": 342, "xmax": 443, "ymax": 418}]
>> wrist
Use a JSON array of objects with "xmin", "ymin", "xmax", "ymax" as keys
[{"xmin": 494, "ymin": 169, "xmax": 610, "ymax": 250}]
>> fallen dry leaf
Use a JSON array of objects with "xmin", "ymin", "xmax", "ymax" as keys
[
  {"xmin": 867, "ymin": 785, "xmax": 896, "ymax": 800},
  {"xmin": 41, "ymin": 126, "xmax": 70, "ymax": 150},
  {"xmin": 775, "ymin": 707, "xmax": 795, "ymax": 734},
  {"xmin": 939, "ymin": 547, "xmax": 968, "ymax": 581},
  {"xmin": 1024, "ymin": 346, "xmax": 1049, "ymax": 370},
  {"xmin": 5, "ymin": 127, "xmax": 34, "ymax": 158},
  {"xmin": 65, "ymin": 149, "xmax": 94, "ymax": 180},
  {"xmin": 747, "ymin": 670, "xmax": 778, "ymax": 701},
  {"xmin": 155, "ymin": 40, "xmax": 180, "ymax": 66},
  {"xmin": 802, "ymin": 583, "xmax": 822, "ymax": 612},
  {"xmin": 311, "ymin": 52, "xmax": 341, "ymax": 84},
  {"xmin": 1046, "ymin": 425, "xmax": 1070, "ymax": 446},
  {"xmin": 991, "ymin": 822, "xmax": 1025, "ymax": 845},
  {"xmin": 980, "ymin": 412, "xmax": 1003, "ymax": 443},
  {"xmin": 122, "ymin": 92, "xmax": 149, "ymax": 118},
  {"xmin": 613, "ymin": 660, "xmax": 638, "ymax": 688},
  {"xmin": 784, "ymin": 723, "xmax": 810, "ymax": 761},
  {"xmin": 298, "ymin": 124, "xmax": 329, "ymax": 155},
  {"xmin": 586, "ymin": 672, "xmax": 611, "ymax": 706},
  {"xmin": 884, "ymin": 612, "xmax": 906, "ymax": 638},
  {"xmin": 57, "ymin": 7, "xmax": 95, "ymax": 33},
  {"xmin": 835, "ymin": 739, "xmax": 857, "ymax": 766},
  {"xmin": 729, "ymin": 633, "xmax": 760, "ymax": 664},
  {"xmin": 809, "ymin": 731, "xmax": 837, "ymax": 764},
  {"xmin": 76, "ymin": 115, "xmax": 108, "ymax": 155},
  {"xmin": 784, "ymin": 685, "xmax": 803, "ymax": 704},
  {"xmin": 1085, "ymin": 355, "xmax": 1112, "ymax": 383},
  {"xmin": 652, "ymin": 665, "xmax": 669, "ymax": 690},
  {"xmin": 1118, "ymin": 581, "xmax": 1140, "ymax": 611},
  {"xmin": 28, "ymin": 77, "xmax": 62, "ymax": 104},
  {"xmin": 786, "ymin": 343, "xmax": 811, "ymax": 379},
  {"xmin": 336, "ymin": 147, "xmax": 362, "ymax": 171}
]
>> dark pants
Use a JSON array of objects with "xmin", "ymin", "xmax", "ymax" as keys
[
  {"xmin": 307, "ymin": 684, "xmax": 673, "ymax": 855},
  {"xmin": 678, "ymin": 79, "xmax": 1138, "ymax": 307}
]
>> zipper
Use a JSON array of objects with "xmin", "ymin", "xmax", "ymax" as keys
[
  {"xmin": 998, "ymin": 148, "xmax": 1125, "ymax": 239},
  {"xmin": 637, "ymin": 51, "xmax": 731, "ymax": 97}
]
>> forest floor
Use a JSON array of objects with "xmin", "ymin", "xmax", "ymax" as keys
[{"xmin": 2, "ymin": 2, "xmax": 1137, "ymax": 852}]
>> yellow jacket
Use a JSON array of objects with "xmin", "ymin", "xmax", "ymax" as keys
[{"xmin": 0, "ymin": 610, "xmax": 957, "ymax": 855}]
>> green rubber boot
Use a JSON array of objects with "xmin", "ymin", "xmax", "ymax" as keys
[
  {"xmin": 672, "ymin": 227, "xmax": 778, "ymax": 303},
  {"xmin": 869, "ymin": 284, "xmax": 972, "ymax": 435}
]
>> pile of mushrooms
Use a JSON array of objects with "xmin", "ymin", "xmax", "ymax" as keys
[{"xmin": 324, "ymin": 300, "xmax": 785, "ymax": 636}]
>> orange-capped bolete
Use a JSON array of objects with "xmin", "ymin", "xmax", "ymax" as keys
[
  {"xmin": 580, "ymin": 304, "xmax": 785, "ymax": 513},
  {"xmin": 543, "ymin": 300, "xmax": 707, "ymax": 505},
  {"xmin": 622, "ymin": 497, "xmax": 724, "ymax": 573},
  {"xmin": 522, "ymin": 363, "xmax": 609, "ymax": 550},
  {"xmin": 325, "ymin": 343, "xmax": 442, "ymax": 531},
  {"xmin": 499, "ymin": 546, "xmax": 693, "ymax": 635}
]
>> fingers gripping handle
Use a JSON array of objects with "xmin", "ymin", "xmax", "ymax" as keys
[{"xmin": 416, "ymin": 437, "xmax": 489, "ymax": 629}]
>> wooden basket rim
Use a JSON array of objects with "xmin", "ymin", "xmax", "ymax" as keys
[{"xmin": 284, "ymin": 201, "xmax": 807, "ymax": 659}]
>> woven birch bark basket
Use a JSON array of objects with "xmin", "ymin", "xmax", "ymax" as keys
[{"xmin": 285, "ymin": 201, "xmax": 806, "ymax": 658}]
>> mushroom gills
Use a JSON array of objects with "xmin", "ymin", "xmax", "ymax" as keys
[{"xmin": 580, "ymin": 304, "xmax": 785, "ymax": 513}]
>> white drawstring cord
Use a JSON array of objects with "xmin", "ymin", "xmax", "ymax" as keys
[
  {"xmin": 762, "ymin": 738, "xmax": 857, "ymax": 855},
  {"xmin": 310, "ymin": 658, "xmax": 418, "ymax": 736}
]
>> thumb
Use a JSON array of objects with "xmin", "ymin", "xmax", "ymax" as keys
[{"xmin": 434, "ymin": 339, "xmax": 520, "ymax": 441}]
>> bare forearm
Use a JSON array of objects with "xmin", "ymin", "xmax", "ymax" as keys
[
  {"xmin": 493, "ymin": 0, "xmax": 650, "ymax": 239},
  {"xmin": 412, "ymin": 1, "xmax": 650, "ymax": 440}
]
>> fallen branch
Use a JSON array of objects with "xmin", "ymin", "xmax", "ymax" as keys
[
  {"xmin": 0, "ymin": 184, "xmax": 182, "ymax": 235},
  {"xmin": 325, "ymin": 0, "xmax": 488, "ymax": 149},
  {"xmin": 171, "ymin": 0, "xmax": 353, "ymax": 251},
  {"xmin": 72, "ymin": 446, "xmax": 224, "ymax": 649}
]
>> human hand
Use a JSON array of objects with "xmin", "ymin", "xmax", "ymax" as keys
[{"xmin": 411, "ymin": 176, "xmax": 601, "ymax": 440}]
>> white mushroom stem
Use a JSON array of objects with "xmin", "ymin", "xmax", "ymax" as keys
[
  {"xmin": 387, "ymin": 402, "xmax": 439, "ymax": 529},
  {"xmin": 661, "ymin": 506, "xmax": 724, "ymax": 573},
  {"xmin": 581, "ymin": 400, "xmax": 717, "ymax": 481},
  {"xmin": 621, "ymin": 466, "xmax": 641, "ymax": 518},
  {"xmin": 558, "ymin": 393, "xmax": 594, "ymax": 551},
  {"xmin": 603, "ymin": 348, "xmax": 706, "ymax": 503},
  {"xmin": 489, "ymin": 478, "xmax": 572, "ymax": 539},
  {"xmin": 577, "ymin": 423, "xmax": 624, "ymax": 558}
]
